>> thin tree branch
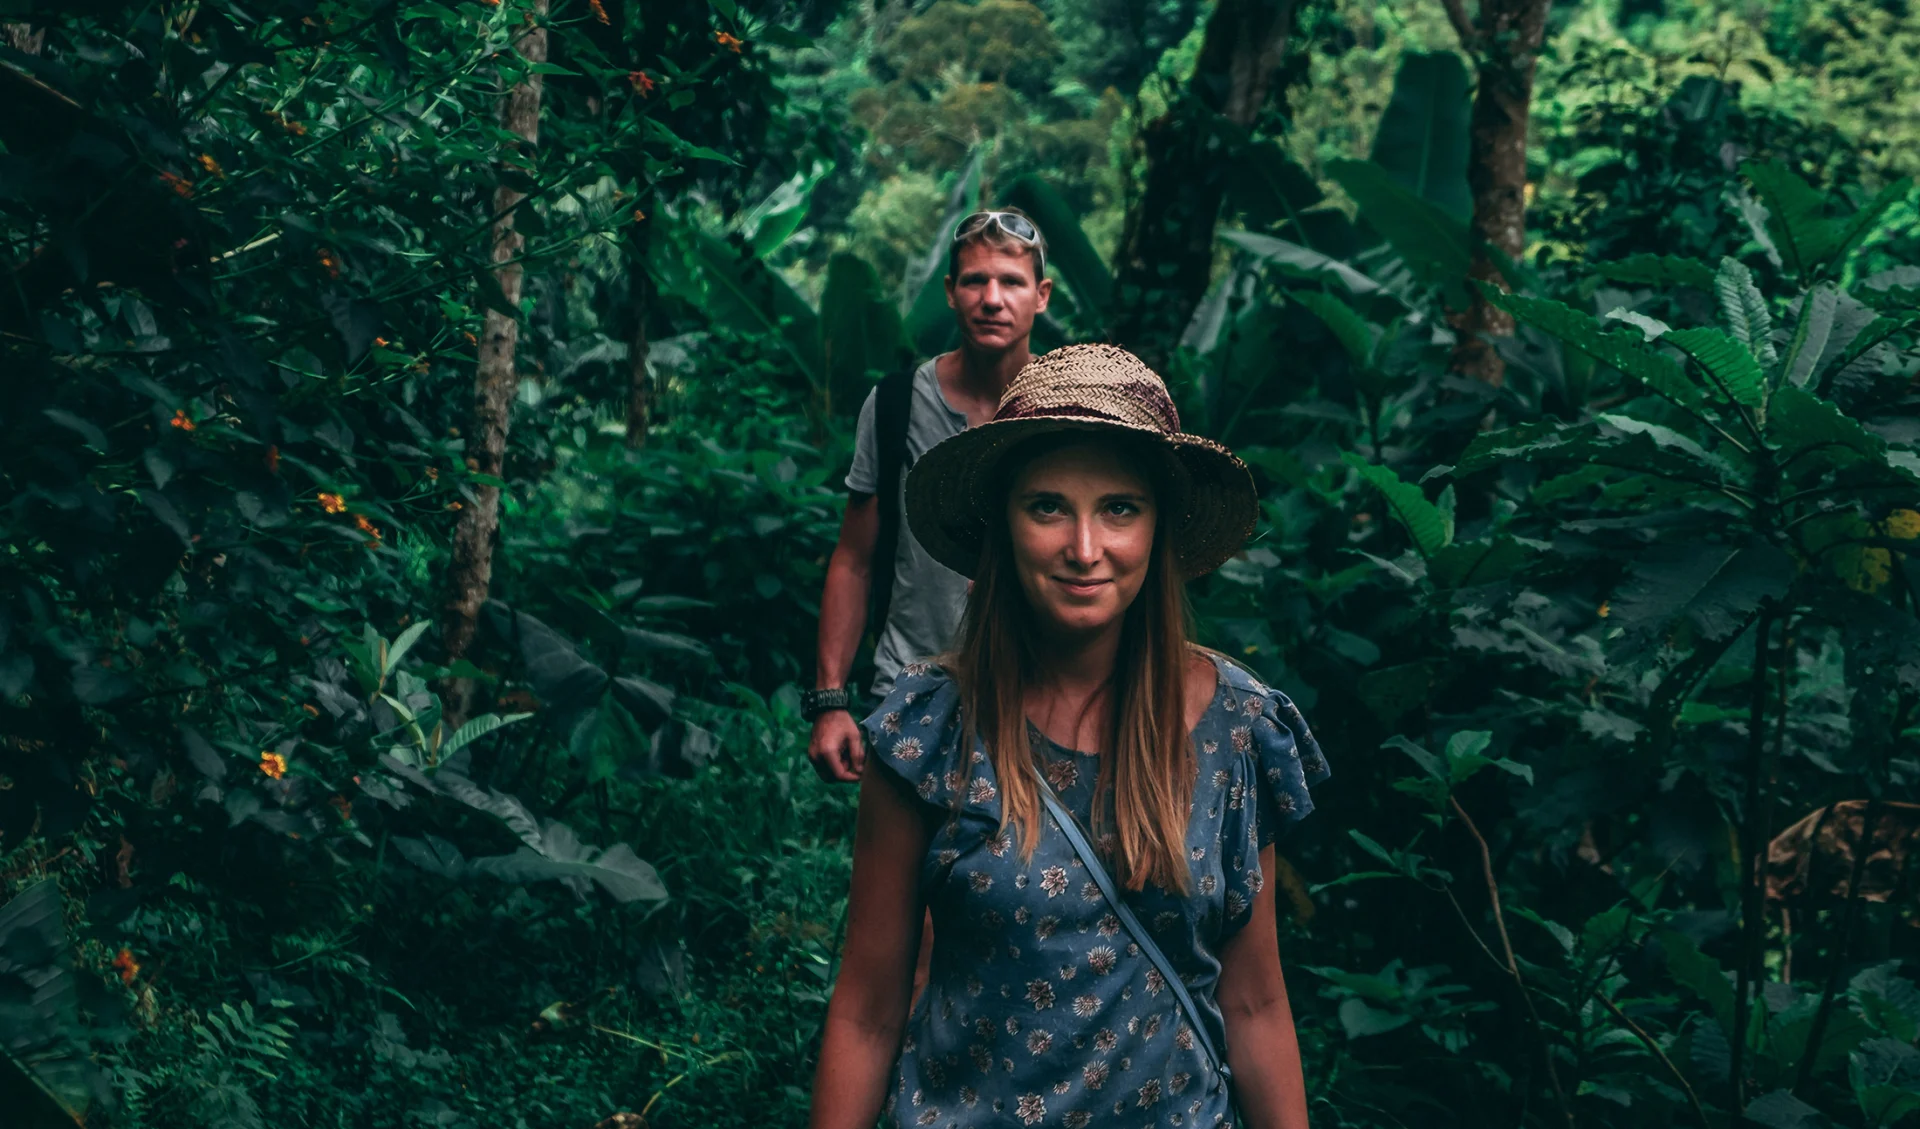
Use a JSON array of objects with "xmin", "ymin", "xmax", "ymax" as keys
[
  {"xmin": 1595, "ymin": 991, "xmax": 1711, "ymax": 1129},
  {"xmin": 1450, "ymin": 795, "xmax": 1577, "ymax": 1128},
  {"xmin": 1439, "ymin": 0, "xmax": 1481, "ymax": 53}
]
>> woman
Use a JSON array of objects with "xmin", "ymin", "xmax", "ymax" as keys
[{"xmin": 808, "ymin": 345, "xmax": 1328, "ymax": 1129}]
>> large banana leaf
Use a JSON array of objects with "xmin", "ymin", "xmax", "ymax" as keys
[
  {"xmin": 999, "ymin": 173, "xmax": 1111, "ymax": 326},
  {"xmin": 736, "ymin": 159, "xmax": 834, "ymax": 259},
  {"xmin": 1327, "ymin": 159, "xmax": 1471, "ymax": 288},
  {"xmin": 1227, "ymin": 140, "xmax": 1328, "ymax": 242},
  {"xmin": 902, "ymin": 149, "xmax": 984, "ymax": 355},
  {"xmin": 1368, "ymin": 52, "xmax": 1471, "ymax": 222},
  {"xmin": 672, "ymin": 229, "xmax": 823, "ymax": 388},
  {"xmin": 820, "ymin": 252, "xmax": 911, "ymax": 417},
  {"xmin": 1219, "ymin": 229, "xmax": 1381, "ymax": 296}
]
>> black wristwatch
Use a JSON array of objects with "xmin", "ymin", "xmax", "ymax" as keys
[{"xmin": 801, "ymin": 686, "xmax": 854, "ymax": 721}]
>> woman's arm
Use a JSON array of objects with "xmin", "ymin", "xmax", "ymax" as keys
[
  {"xmin": 807, "ymin": 755, "xmax": 934, "ymax": 1129},
  {"xmin": 1217, "ymin": 845, "xmax": 1310, "ymax": 1129}
]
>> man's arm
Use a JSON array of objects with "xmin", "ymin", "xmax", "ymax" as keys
[{"xmin": 808, "ymin": 491, "xmax": 879, "ymax": 782}]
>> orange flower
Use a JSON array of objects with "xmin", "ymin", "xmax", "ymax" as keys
[
  {"xmin": 264, "ymin": 445, "xmax": 281, "ymax": 473},
  {"xmin": 301, "ymin": 703, "xmax": 320, "ymax": 717},
  {"xmin": 267, "ymin": 111, "xmax": 308, "ymax": 136},
  {"xmin": 1597, "ymin": 600, "xmax": 1610, "ymax": 619},
  {"xmin": 329, "ymin": 794, "xmax": 353, "ymax": 821},
  {"xmin": 259, "ymin": 751, "xmax": 288, "ymax": 780},
  {"xmin": 112, "ymin": 948, "xmax": 140, "ymax": 984},
  {"xmin": 317, "ymin": 249, "xmax": 341, "ymax": 279},
  {"xmin": 632, "ymin": 208, "xmax": 647, "ymax": 223},
  {"xmin": 373, "ymin": 336, "xmax": 390, "ymax": 348},
  {"xmin": 446, "ymin": 501, "xmax": 464, "ymax": 511},
  {"xmin": 317, "ymin": 492, "xmax": 347, "ymax": 513},
  {"xmin": 627, "ymin": 70, "xmax": 655, "ymax": 96},
  {"xmin": 197, "ymin": 153, "xmax": 224, "ymax": 177},
  {"xmin": 588, "ymin": 0, "xmax": 609, "ymax": 23},
  {"xmin": 170, "ymin": 410, "xmax": 196, "ymax": 431},
  {"xmin": 159, "ymin": 171, "xmax": 193, "ymax": 197},
  {"xmin": 424, "ymin": 466, "xmax": 439, "ymax": 480},
  {"xmin": 353, "ymin": 513, "xmax": 381, "ymax": 540},
  {"xmin": 715, "ymin": 30, "xmax": 742, "ymax": 52}
]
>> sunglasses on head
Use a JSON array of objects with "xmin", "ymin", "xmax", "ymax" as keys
[{"xmin": 954, "ymin": 211, "xmax": 1045, "ymax": 271}]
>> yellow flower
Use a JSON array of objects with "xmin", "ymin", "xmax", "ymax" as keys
[
  {"xmin": 1887, "ymin": 509, "xmax": 1920, "ymax": 541},
  {"xmin": 318, "ymin": 492, "xmax": 347, "ymax": 513},
  {"xmin": 259, "ymin": 752, "xmax": 288, "ymax": 780}
]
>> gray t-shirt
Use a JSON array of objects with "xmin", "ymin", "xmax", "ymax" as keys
[{"xmin": 845, "ymin": 358, "xmax": 971, "ymax": 698}]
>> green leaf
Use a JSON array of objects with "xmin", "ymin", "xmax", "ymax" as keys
[
  {"xmin": 1852, "ymin": 963, "xmax": 1920, "ymax": 1043},
  {"xmin": 1290, "ymin": 291, "xmax": 1377, "ymax": 367},
  {"xmin": 1326, "ymin": 159, "xmax": 1471, "ymax": 285},
  {"xmin": 1659, "ymin": 928, "xmax": 1734, "ymax": 1037},
  {"xmin": 1342, "ymin": 453, "xmax": 1454, "ymax": 558},
  {"xmin": 1218, "ymin": 230, "xmax": 1381, "ymax": 295},
  {"xmin": 1833, "ymin": 178, "xmax": 1915, "ymax": 266},
  {"xmin": 439, "ymin": 711, "xmax": 534, "ymax": 758},
  {"xmin": 1663, "ymin": 327, "xmax": 1766, "ymax": 407},
  {"xmin": 382, "ymin": 621, "xmax": 432, "ymax": 678},
  {"xmin": 1743, "ymin": 161, "xmax": 1845, "ymax": 276},
  {"xmin": 1767, "ymin": 385, "xmax": 1885, "ymax": 462},
  {"xmin": 1382, "ymin": 734, "xmax": 1445, "ymax": 781},
  {"xmin": 1594, "ymin": 254, "xmax": 1718, "ymax": 291},
  {"xmin": 737, "ymin": 160, "xmax": 832, "ymax": 258},
  {"xmin": 818, "ymin": 252, "xmax": 910, "ymax": 417},
  {"xmin": 1367, "ymin": 52, "xmax": 1471, "ymax": 222},
  {"xmin": 1226, "ymin": 140, "xmax": 1327, "ymax": 240},
  {"xmin": 1716, "ymin": 257, "xmax": 1777, "ymax": 366},
  {"xmin": 1485, "ymin": 289, "xmax": 1700, "ymax": 407},
  {"xmin": 999, "ymin": 173, "xmax": 1112, "ymax": 317},
  {"xmin": 685, "ymin": 230, "xmax": 822, "ymax": 387},
  {"xmin": 1781, "ymin": 282, "xmax": 1839, "ymax": 389}
]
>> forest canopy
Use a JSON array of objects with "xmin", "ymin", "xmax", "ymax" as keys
[{"xmin": 1, "ymin": 0, "xmax": 1918, "ymax": 1127}]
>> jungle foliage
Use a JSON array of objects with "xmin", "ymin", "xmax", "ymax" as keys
[{"xmin": 2, "ymin": 1, "xmax": 1919, "ymax": 1128}]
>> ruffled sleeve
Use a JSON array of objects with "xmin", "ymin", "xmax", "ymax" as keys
[
  {"xmin": 1216, "ymin": 659, "xmax": 1328, "ymax": 848},
  {"xmin": 859, "ymin": 660, "xmax": 969, "ymax": 809}
]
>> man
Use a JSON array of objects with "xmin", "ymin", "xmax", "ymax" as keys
[{"xmin": 802, "ymin": 209, "xmax": 1052, "ymax": 781}]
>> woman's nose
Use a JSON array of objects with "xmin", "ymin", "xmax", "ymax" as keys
[{"xmin": 1065, "ymin": 516, "xmax": 1098, "ymax": 566}]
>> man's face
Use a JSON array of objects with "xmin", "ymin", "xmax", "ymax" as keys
[{"xmin": 945, "ymin": 242, "xmax": 1051, "ymax": 352}]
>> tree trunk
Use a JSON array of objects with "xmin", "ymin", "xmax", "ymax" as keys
[
  {"xmin": 1444, "ymin": 0, "xmax": 1549, "ymax": 387},
  {"xmin": 443, "ymin": 0, "xmax": 549, "ymax": 725},
  {"xmin": 1108, "ymin": 0, "xmax": 1295, "ymax": 363},
  {"xmin": 625, "ymin": 222, "xmax": 652, "ymax": 448}
]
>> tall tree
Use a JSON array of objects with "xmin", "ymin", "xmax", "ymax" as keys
[
  {"xmin": 444, "ymin": 0, "xmax": 551, "ymax": 723},
  {"xmin": 1443, "ymin": 0, "xmax": 1550, "ymax": 386},
  {"xmin": 1108, "ymin": 0, "xmax": 1296, "ymax": 362}
]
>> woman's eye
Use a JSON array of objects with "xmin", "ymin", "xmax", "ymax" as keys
[
  {"xmin": 1106, "ymin": 501, "xmax": 1139, "ymax": 517},
  {"xmin": 1029, "ymin": 499, "xmax": 1062, "ymax": 516}
]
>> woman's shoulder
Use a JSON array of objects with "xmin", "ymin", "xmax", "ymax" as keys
[{"xmin": 861, "ymin": 661, "xmax": 968, "ymax": 801}]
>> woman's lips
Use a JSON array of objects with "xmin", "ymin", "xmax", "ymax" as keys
[{"xmin": 1055, "ymin": 577, "xmax": 1109, "ymax": 597}]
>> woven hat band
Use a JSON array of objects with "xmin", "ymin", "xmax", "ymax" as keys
[{"xmin": 995, "ymin": 348, "xmax": 1181, "ymax": 433}]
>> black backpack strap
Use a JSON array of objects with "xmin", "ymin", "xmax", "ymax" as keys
[{"xmin": 867, "ymin": 365, "xmax": 918, "ymax": 634}]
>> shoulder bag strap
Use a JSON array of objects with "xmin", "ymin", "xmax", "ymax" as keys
[
  {"xmin": 867, "ymin": 365, "xmax": 917, "ymax": 633},
  {"xmin": 1032, "ymin": 774, "xmax": 1232, "ymax": 1087}
]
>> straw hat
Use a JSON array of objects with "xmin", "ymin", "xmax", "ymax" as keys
[{"xmin": 905, "ymin": 344, "xmax": 1257, "ymax": 580}]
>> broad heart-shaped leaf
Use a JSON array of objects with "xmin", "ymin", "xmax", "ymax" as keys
[
  {"xmin": 1608, "ymin": 543, "xmax": 1743, "ymax": 655},
  {"xmin": 481, "ymin": 600, "xmax": 608, "ymax": 712},
  {"xmin": 818, "ymin": 252, "xmax": 910, "ymax": 418},
  {"xmin": 1484, "ymin": 289, "xmax": 1700, "ymax": 407},
  {"xmin": 901, "ymin": 149, "xmax": 983, "ymax": 353},
  {"xmin": 1290, "ymin": 291, "xmax": 1377, "ymax": 367},
  {"xmin": 1852, "ymin": 1038, "xmax": 1920, "ymax": 1127},
  {"xmin": 1717, "ymin": 257, "xmax": 1777, "ymax": 365},
  {"xmin": 1743, "ymin": 1090, "xmax": 1834, "ymax": 1129},
  {"xmin": 999, "ymin": 173, "xmax": 1112, "ymax": 317},
  {"xmin": 1594, "ymin": 253, "xmax": 1718, "ymax": 292},
  {"xmin": 1852, "ymin": 963, "xmax": 1920, "ymax": 1043},
  {"xmin": 1662, "ymin": 327, "xmax": 1765, "ymax": 407},
  {"xmin": 685, "ymin": 231, "xmax": 822, "ymax": 387},
  {"xmin": 1368, "ymin": 51, "xmax": 1471, "ymax": 222},
  {"xmin": 1326, "ymin": 159, "xmax": 1471, "ymax": 285},
  {"xmin": 1342, "ymin": 453, "xmax": 1453, "ymax": 558}
]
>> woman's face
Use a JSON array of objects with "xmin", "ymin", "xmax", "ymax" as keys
[{"xmin": 1005, "ymin": 440, "xmax": 1158, "ymax": 639}]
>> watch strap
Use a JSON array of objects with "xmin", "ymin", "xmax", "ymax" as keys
[{"xmin": 802, "ymin": 686, "xmax": 854, "ymax": 720}]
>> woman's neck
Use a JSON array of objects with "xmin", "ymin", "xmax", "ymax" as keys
[{"xmin": 1026, "ymin": 621, "xmax": 1122, "ymax": 737}]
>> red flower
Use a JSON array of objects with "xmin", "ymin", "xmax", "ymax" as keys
[{"xmin": 627, "ymin": 71, "xmax": 656, "ymax": 97}]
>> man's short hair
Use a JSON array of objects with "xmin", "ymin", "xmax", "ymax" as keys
[{"xmin": 946, "ymin": 206, "xmax": 1048, "ymax": 283}]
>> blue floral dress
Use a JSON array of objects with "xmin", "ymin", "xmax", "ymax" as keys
[{"xmin": 861, "ymin": 651, "xmax": 1328, "ymax": 1129}]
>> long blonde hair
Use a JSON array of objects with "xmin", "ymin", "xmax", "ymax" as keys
[{"xmin": 944, "ymin": 434, "xmax": 1198, "ymax": 893}]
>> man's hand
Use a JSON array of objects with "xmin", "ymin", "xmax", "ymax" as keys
[{"xmin": 808, "ymin": 709, "xmax": 867, "ymax": 783}]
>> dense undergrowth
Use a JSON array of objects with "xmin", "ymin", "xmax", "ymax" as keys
[{"xmin": 4, "ymin": 1, "xmax": 1920, "ymax": 1128}]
